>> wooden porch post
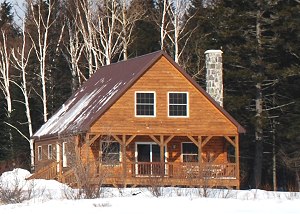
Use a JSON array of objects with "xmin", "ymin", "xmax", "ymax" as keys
[
  {"xmin": 235, "ymin": 135, "xmax": 240, "ymax": 189},
  {"xmin": 159, "ymin": 135, "xmax": 165, "ymax": 178},
  {"xmin": 122, "ymin": 135, "xmax": 127, "ymax": 187},
  {"xmin": 198, "ymin": 136, "xmax": 202, "ymax": 177}
]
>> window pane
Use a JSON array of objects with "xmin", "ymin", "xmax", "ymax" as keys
[
  {"xmin": 183, "ymin": 143, "xmax": 198, "ymax": 162},
  {"xmin": 169, "ymin": 105, "xmax": 187, "ymax": 116},
  {"xmin": 102, "ymin": 142, "xmax": 120, "ymax": 164},
  {"xmin": 169, "ymin": 93, "xmax": 187, "ymax": 116},
  {"xmin": 183, "ymin": 143, "xmax": 198, "ymax": 154},
  {"xmin": 169, "ymin": 93, "xmax": 187, "ymax": 104},
  {"xmin": 136, "ymin": 92, "xmax": 155, "ymax": 116}
]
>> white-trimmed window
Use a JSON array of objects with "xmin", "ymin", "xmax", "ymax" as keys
[
  {"xmin": 48, "ymin": 144, "xmax": 53, "ymax": 159},
  {"xmin": 135, "ymin": 92, "xmax": 156, "ymax": 117},
  {"xmin": 182, "ymin": 142, "xmax": 198, "ymax": 162},
  {"xmin": 101, "ymin": 141, "xmax": 120, "ymax": 165},
  {"xmin": 38, "ymin": 146, "xmax": 42, "ymax": 161},
  {"xmin": 168, "ymin": 92, "xmax": 188, "ymax": 117}
]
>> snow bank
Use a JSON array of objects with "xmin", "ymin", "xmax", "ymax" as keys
[
  {"xmin": 1, "ymin": 168, "xmax": 300, "ymax": 214},
  {"xmin": 0, "ymin": 168, "xmax": 71, "ymax": 201}
]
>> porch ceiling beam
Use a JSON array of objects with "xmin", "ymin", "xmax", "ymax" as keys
[
  {"xmin": 201, "ymin": 135, "xmax": 213, "ymax": 147},
  {"xmin": 224, "ymin": 136, "xmax": 236, "ymax": 147},
  {"xmin": 87, "ymin": 134, "xmax": 101, "ymax": 146}
]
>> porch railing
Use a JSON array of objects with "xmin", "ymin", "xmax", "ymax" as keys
[{"xmin": 130, "ymin": 162, "xmax": 236, "ymax": 179}]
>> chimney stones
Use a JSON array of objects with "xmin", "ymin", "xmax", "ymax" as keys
[{"xmin": 205, "ymin": 50, "xmax": 223, "ymax": 107}]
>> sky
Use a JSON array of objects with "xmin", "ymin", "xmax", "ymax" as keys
[
  {"xmin": 1, "ymin": 0, "xmax": 26, "ymax": 26},
  {"xmin": 1, "ymin": 168, "xmax": 300, "ymax": 214}
]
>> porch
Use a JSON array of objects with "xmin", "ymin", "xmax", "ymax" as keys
[
  {"xmin": 29, "ymin": 133, "xmax": 240, "ymax": 188},
  {"xmin": 64, "ymin": 133, "xmax": 240, "ymax": 188}
]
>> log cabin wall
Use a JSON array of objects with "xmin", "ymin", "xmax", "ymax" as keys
[
  {"xmin": 90, "ymin": 56, "xmax": 238, "ymax": 135},
  {"xmin": 34, "ymin": 138, "xmax": 57, "ymax": 171}
]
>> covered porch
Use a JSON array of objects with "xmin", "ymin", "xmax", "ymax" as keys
[{"xmin": 79, "ymin": 133, "xmax": 240, "ymax": 188}]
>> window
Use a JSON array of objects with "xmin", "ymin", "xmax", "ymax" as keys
[
  {"xmin": 48, "ymin": 144, "xmax": 53, "ymax": 159},
  {"xmin": 168, "ymin": 92, "xmax": 188, "ymax": 117},
  {"xmin": 101, "ymin": 142, "xmax": 120, "ymax": 165},
  {"xmin": 38, "ymin": 146, "xmax": 42, "ymax": 161},
  {"xmin": 135, "ymin": 92, "xmax": 155, "ymax": 116},
  {"xmin": 62, "ymin": 142, "xmax": 67, "ymax": 167},
  {"xmin": 182, "ymin": 143, "xmax": 198, "ymax": 162}
]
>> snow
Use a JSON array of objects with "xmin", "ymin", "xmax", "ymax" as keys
[{"xmin": 1, "ymin": 169, "xmax": 300, "ymax": 214}]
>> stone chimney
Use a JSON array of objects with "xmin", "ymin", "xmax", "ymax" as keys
[{"xmin": 205, "ymin": 50, "xmax": 223, "ymax": 107}]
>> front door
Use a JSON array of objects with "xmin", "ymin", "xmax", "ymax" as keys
[{"xmin": 136, "ymin": 143, "xmax": 162, "ymax": 175}]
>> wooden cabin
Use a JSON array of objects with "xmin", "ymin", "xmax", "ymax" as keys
[{"xmin": 30, "ymin": 51, "xmax": 245, "ymax": 189}]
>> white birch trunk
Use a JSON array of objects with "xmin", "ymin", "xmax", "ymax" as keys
[
  {"xmin": 11, "ymin": 20, "xmax": 35, "ymax": 168},
  {"xmin": 28, "ymin": 0, "xmax": 56, "ymax": 122},
  {"xmin": 0, "ymin": 30, "xmax": 12, "ymax": 116}
]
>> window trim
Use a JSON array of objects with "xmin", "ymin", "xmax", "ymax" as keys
[
  {"xmin": 38, "ymin": 146, "xmax": 42, "ymax": 161},
  {"xmin": 135, "ymin": 91, "xmax": 156, "ymax": 117},
  {"xmin": 48, "ymin": 144, "xmax": 53, "ymax": 159},
  {"xmin": 181, "ymin": 142, "xmax": 198, "ymax": 162},
  {"xmin": 168, "ymin": 92, "xmax": 189, "ymax": 118}
]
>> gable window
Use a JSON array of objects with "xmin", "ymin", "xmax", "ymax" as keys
[
  {"xmin": 182, "ymin": 142, "xmax": 198, "ymax": 162},
  {"xmin": 101, "ymin": 141, "xmax": 120, "ymax": 165},
  {"xmin": 168, "ymin": 92, "xmax": 188, "ymax": 117},
  {"xmin": 135, "ymin": 92, "xmax": 156, "ymax": 117},
  {"xmin": 38, "ymin": 146, "xmax": 42, "ymax": 161},
  {"xmin": 48, "ymin": 144, "xmax": 53, "ymax": 159}
]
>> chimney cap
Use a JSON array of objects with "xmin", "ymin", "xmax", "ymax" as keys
[{"xmin": 205, "ymin": 50, "xmax": 223, "ymax": 54}]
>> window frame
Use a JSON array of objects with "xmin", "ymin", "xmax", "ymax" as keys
[
  {"xmin": 38, "ymin": 146, "xmax": 42, "ymax": 161},
  {"xmin": 135, "ymin": 91, "xmax": 156, "ymax": 117},
  {"xmin": 101, "ymin": 141, "xmax": 121, "ymax": 165},
  {"xmin": 48, "ymin": 144, "xmax": 53, "ymax": 159},
  {"xmin": 168, "ymin": 92, "xmax": 189, "ymax": 118},
  {"xmin": 182, "ymin": 142, "xmax": 198, "ymax": 162}
]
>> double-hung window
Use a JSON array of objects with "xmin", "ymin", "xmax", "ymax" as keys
[
  {"xmin": 168, "ymin": 92, "xmax": 188, "ymax": 117},
  {"xmin": 48, "ymin": 144, "xmax": 53, "ymax": 159},
  {"xmin": 135, "ymin": 92, "xmax": 156, "ymax": 117},
  {"xmin": 101, "ymin": 141, "xmax": 120, "ymax": 165},
  {"xmin": 182, "ymin": 142, "xmax": 198, "ymax": 162},
  {"xmin": 38, "ymin": 146, "xmax": 42, "ymax": 161}
]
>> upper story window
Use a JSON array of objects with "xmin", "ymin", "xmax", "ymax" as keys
[
  {"xmin": 168, "ymin": 92, "xmax": 188, "ymax": 117},
  {"xmin": 135, "ymin": 92, "xmax": 156, "ymax": 117}
]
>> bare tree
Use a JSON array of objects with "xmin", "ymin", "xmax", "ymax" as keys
[
  {"xmin": 156, "ymin": 0, "xmax": 171, "ymax": 51},
  {"xmin": 167, "ymin": 0, "xmax": 195, "ymax": 64},
  {"xmin": 0, "ymin": 30, "xmax": 12, "ymax": 118},
  {"xmin": 74, "ymin": 0, "xmax": 97, "ymax": 76},
  {"xmin": 92, "ymin": 0, "xmax": 123, "ymax": 65},
  {"xmin": 27, "ymin": 0, "xmax": 58, "ymax": 122},
  {"xmin": 11, "ymin": 20, "xmax": 34, "ymax": 169},
  {"xmin": 62, "ymin": 17, "xmax": 85, "ymax": 92},
  {"xmin": 118, "ymin": 0, "xmax": 145, "ymax": 60},
  {"xmin": 0, "ymin": 29, "xmax": 14, "ymax": 162}
]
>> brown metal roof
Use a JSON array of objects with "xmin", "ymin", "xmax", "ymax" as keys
[{"xmin": 33, "ymin": 51, "xmax": 245, "ymax": 140}]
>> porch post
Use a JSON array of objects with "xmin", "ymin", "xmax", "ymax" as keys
[
  {"xmin": 159, "ymin": 135, "xmax": 164, "ymax": 177},
  {"xmin": 198, "ymin": 136, "xmax": 202, "ymax": 177},
  {"xmin": 235, "ymin": 135, "xmax": 240, "ymax": 189},
  {"xmin": 122, "ymin": 135, "xmax": 127, "ymax": 187}
]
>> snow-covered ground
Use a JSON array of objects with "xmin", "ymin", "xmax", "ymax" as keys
[{"xmin": 0, "ymin": 169, "xmax": 300, "ymax": 214}]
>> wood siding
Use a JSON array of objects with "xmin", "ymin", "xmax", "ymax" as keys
[{"xmin": 90, "ymin": 56, "xmax": 237, "ymax": 135}]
